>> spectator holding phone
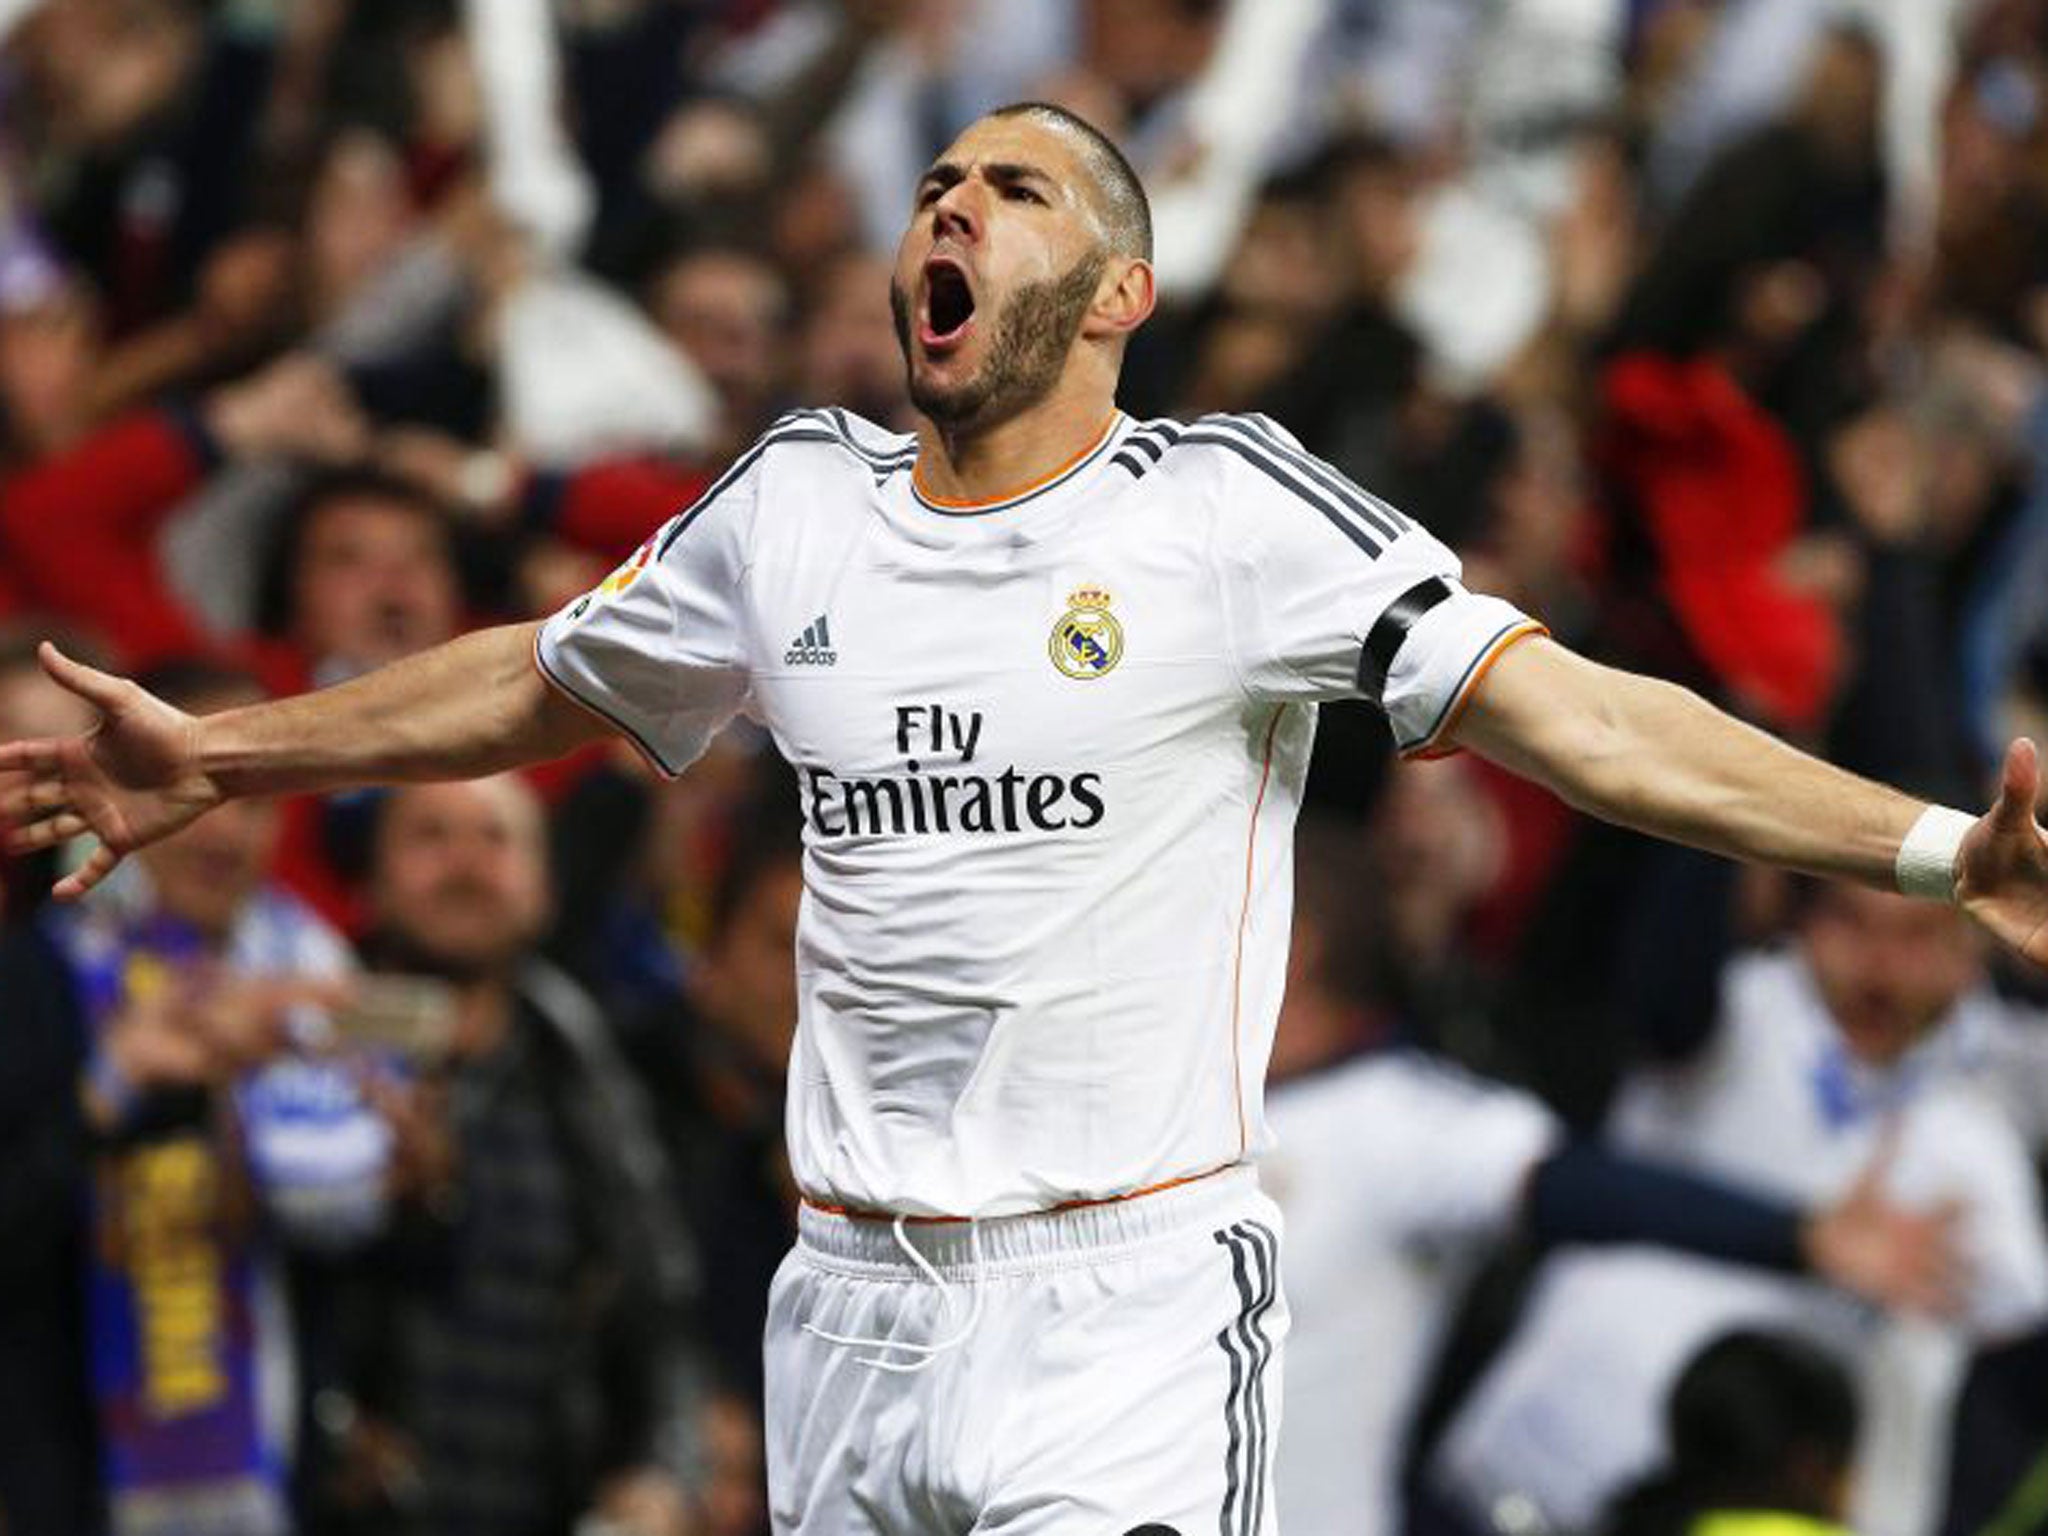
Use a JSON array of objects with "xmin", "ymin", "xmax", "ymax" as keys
[{"xmin": 309, "ymin": 776, "xmax": 699, "ymax": 1536}]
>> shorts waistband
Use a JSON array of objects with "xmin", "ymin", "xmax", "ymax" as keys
[{"xmin": 795, "ymin": 1164, "xmax": 1259, "ymax": 1278}]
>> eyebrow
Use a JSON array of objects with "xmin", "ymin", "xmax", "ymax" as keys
[{"xmin": 915, "ymin": 160, "xmax": 1058, "ymax": 199}]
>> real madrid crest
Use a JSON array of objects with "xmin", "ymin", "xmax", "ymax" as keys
[{"xmin": 1049, "ymin": 585, "xmax": 1124, "ymax": 681}]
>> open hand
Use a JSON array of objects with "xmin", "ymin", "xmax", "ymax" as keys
[
  {"xmin": 1958, "ymin": 739, "xmax": 2048, "ymax": 967},
  {"xmin": 1800, "ymin": 1142, "xmax": 1965, "ymax": 1317},
  {"xmin": 0, "ymin": 644, "xmax": 224, "ymax": 899}
]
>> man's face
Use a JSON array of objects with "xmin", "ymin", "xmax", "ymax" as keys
[
  {"xmin": 305, "ymin": 129, "xmax": 417, "ymax": 320},
  {"xmin": 800, "ymin": 254, "xmax": 908, "ymax": 422},
  {"xmin": 292, "ymin": 494, "xmax": 459, "ymax": 672},
  {"xmin": 1801, "ymin": 884, "xmax": 1982, "ymax": 1065},
  {"xmin": 369, "ymin": 780, "xmax": 549, "ymax": 979},
  {"xmin": 889, "ymin": 115, "xmax": 1110, "ymax": 431},
  {"xmin": 0, "ymin": 286, "xmax": 97, "ymax": 453},
  {"xmin": 652, "ymin": 250, "xmax": 788, "ymax": 425},
  {"xmin": 139, "ymin": 798, "xmax": 280, "ymax": 940}
]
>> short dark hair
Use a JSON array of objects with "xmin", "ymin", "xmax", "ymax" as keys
[
  {"xmin": 989, "ymin": 102, "xmax": 1153, "ymax": 262},
  {"xmin": 1604, "ymin": 1330, "xmax": 1859, "ymax": 1534},
  {"xmin": 255, "ymin": 467, "xmax": 451, "ymax": 637}
]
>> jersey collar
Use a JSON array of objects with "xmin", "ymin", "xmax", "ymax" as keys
[{"xmin": 909, "ymin": 412, "xmax": 1124, "ymax": 516}]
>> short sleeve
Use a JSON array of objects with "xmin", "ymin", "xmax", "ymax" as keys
[
  {"xmin": 534, "ymin": 455, "xmax": 756, "ymax": 777},
  {"xmin": 1204, "ymin": 414, "xmax": 1545, "ymax": 755}
]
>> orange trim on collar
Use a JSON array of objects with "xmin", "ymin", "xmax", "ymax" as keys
[{"xmin": 911, "ymin": 411, "xmax": 1121, "ymax": 510}]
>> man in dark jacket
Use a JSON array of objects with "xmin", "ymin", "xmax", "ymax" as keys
[{"xmin": 309, "ymin": 775, "xmax": 699, "ymax": 1536}]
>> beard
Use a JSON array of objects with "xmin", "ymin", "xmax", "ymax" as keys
[
  {"xmin": 891, "ymin": 250, "xmax": 1106, "ymax": 431},
  {"xmin": 360, "ymin": 888, "xmax": 528, "ymax": 985}
]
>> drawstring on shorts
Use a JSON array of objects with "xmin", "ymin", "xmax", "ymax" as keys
[{"xmin": 800, "ymin": 1216, "xmax": 987, "ymax": 1374}]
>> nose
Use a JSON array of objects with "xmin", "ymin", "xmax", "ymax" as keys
[{"xmin": 929, "ymin": 178, "xmax": 982, "ymax": 245}]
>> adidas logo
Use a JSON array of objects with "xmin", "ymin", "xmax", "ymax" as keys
[{"xmin": 785, "ymin": 614, "xmax": 837, "ymax": 666}]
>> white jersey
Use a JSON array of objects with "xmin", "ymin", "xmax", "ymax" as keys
[
  {"xmin": 537, "ymin": 406, "xmax": 1540, "ymax": 1216},
  {"xmin": 1263, "ymin": 1052, "xmax": 1558, "ymax": 1536},
  {"xmin": 1434, "ymin": 950, "xmax": 2048, "ymax": 1536}
]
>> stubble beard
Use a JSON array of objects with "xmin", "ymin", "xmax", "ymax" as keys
[{"xmin": 890, "ymin": 251, "xmax": 1107, "ymax": 434}]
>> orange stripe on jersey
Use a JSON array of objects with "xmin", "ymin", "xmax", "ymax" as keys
[
  {"xmin": 1402, "ymin": 620, "xmax": 1549, "ymax": 762},
  {"xmin": 911, "ymin": 411, "xmax": 1120, "ymax": 510},
  {"xmin": 1230, "ymin": 707, "xmax": 1286, "ymax": 1158},
  {"xmin": 800, "ymin": 1161, "xmax": 1242, "ymax": 1225}
]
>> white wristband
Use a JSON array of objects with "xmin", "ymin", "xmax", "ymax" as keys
[{"xmin": 1895, "ymin": 805, "xmax": 1976, "ymax": 903}]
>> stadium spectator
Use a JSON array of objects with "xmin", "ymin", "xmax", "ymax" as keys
[
  {"xmin": 1435, "ymin": 874, "xmax": 2048, "ymax": 1536},
  {"xmin": 38, "ymin": 658, "xmax": 382, "ymax": 1536},
  {"xmin": 645, "ymin": 241, "xmax": 794, "ymax": 460},
  {"xmin": 615, "ymin": 781, "xmax": 804, "ymax": 1411},
  {"xmin": 546, "ymin": 729, "xmax": 774, "ymax": 1020},
  {"xmin": 0, "ymin": 353, "xmax": 367, "ymax": 658},
  {"xmin": 1268, "ymin": 820, "xmax": 1956, "ymax": 1536},
  {"xmin": 1600, "ymin": 1330, "xmax": 1862, "ymax": 1536},
  {"xmin": 1941, "ymin": 1323, "xmax": 2048, "ymax": 1536},
  {"xmin": 309, "ymin": 776, "xmax": 698, "ymax": 1536},
  {"xmin": 5, "ymin": 0, "xmax": 2048, "ymax": 1529},
  {"xmin": 791, "ymin": 249, "xmax": 912, "ymax": 427},
  {"xmin": 13, "ymin": 0, "xmax": 270, "ymax": 337},
  {"xmin": 0, "ymin": 627, "xmax": 101, "ymax": 1536}
]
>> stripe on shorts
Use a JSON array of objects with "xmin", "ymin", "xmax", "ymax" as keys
[{"xmin": 1214, "ymin": 1221, "xmax": 1279, "ymax": 1536}]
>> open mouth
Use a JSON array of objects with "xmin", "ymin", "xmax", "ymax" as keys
[{"xmin": 921, "ymin": 258, "xmax": 976, "ymax": 349}]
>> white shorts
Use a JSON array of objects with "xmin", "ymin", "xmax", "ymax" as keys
[{"xmin": 764, "ymin": 1166, "xmax": 1289, "ymax": 1536}]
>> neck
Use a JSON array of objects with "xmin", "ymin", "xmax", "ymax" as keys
[{"xmin": 914, "ymin": 384, "xmax": 1118, "ymax": 505}]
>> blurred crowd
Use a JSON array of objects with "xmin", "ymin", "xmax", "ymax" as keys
[{"xmin": 5, "ymin": 1, "xmax": 2048, "ymax": 1534}]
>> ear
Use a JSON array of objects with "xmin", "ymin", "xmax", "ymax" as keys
[{"xmin": 1084, "ymin": 257, "xmax": 1156, "ymax": 342}]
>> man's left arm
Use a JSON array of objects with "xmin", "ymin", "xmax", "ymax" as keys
[{"xmin": 1449, "ymin": 635, "xmax": 2048, "ymax": 963}]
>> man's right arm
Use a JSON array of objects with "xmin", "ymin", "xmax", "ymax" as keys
[
  {"xmin": 1, "ymin": 622, "xmax": 611, "ymax": 898},
  {"xmin": 198, "ymin": 622, "xmax": 602, "ymax": 794}
]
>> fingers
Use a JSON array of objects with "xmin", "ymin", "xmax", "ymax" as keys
[
  {"xmin": 0, "ymin": 768, "xmax": 49, "ymax": 823},
  {"xmin": 1884, "ymin": 1198, "xmax": 1969, "ymax": 1317},
  {"xmin": 1, "ymin": 774, "xmax": 76, "ymax": 819},
  {"xmin": 54, "ymin": 842, "xmax": 123, "ymax": 902},
  {"xmin": 37, "ymin": 642, "xmax": 131, "ymax": 714},
  {"xmin": 1993, "ymin": 737, "xmax": 2041, "ymax": 832},
  {"xmin": 1, "ymin": 769, "xmax": 87, "ymax": 853},
  {"xmin": 0, "ymin": 739, "xmax": 63, "ymax": 776},
  {"xmin": 6, "ymin": 812, "xmax": 89, "ymax": 854}
]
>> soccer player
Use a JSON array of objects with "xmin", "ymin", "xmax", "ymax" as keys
[{"xmin": 6, "ymin": 103, "xmax": 2048, "ymax": 1535}]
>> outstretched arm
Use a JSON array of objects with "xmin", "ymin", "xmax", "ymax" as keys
[
  {"xmin": 1452, "ymin": 636, "xmax": 2048, "ymax": 963},
  {"xmin": 1, "ymin": 623, "xmax": 609, "ymax": 898},
  {"xmin": 1526, "ymin": 1139, "xmax": 1959, "ymax": 1317}
]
